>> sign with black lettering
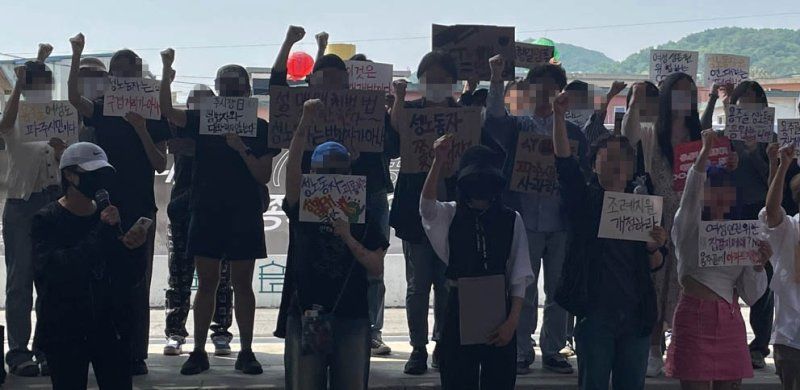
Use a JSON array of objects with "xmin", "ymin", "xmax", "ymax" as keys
[
  {"xmin": 649, "ymin": 50, "xmax": 699, "ymax": 84},
  {"xmin": 397, "ymin": 106, "xmax": 482, "ymax": 175},
  {"xmin": 699, "ymin": 220, "xmax": 762, "ymax": 267},
  {"xmin": 598, "ymin": 191, "xmax": 663, "ymax": 242},
  {"xmin": 704, "ymin": 54, "xmax": 749, "ymax": 86},
  {"xmin": 432, "ymin": 24, "xmax": 515, "ymax": 81},
  {"xmin": 777, "ymin": 119, "xmax": 800, "ymax": 157},
  {"xmin": 514, "ymin": 42, "xmax": 554, "ymax": 69},
  {"xmin": 299, "ymin": 174, "xmax": 367, "ymax": 224},
  {"xmin": 725, "ymin": 105, "xmax": 775, "ymax": 143},
  {"xmin": 103, "ymin": 77, "xmax": 161, "ymax": 119},
  {"xmin": 509, "ymin": 133, "xmax": 576, "ymax": 195},
  {"xmin": 345, "ymin": 61, "xmax": 393, "ymax": 93},
  {"xmin": 17, "ymin": 101, "xmax": 79, "ymax": 143},
  {"xmin": 198, "ymin": 97, "xmax": 258, "ymax": 137}
]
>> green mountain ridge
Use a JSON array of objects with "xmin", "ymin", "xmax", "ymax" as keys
[{"xmin": 526, "ymin": 27, "xmax": 800, "ymax": 78}]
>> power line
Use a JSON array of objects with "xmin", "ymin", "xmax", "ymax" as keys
[{"xmin": 1, "ymin": 11, "xmax": 797, "ymax": 56}]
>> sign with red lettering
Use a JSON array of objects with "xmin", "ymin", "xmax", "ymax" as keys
[
  {"xmin": 598, "ymin": 191, "xmax": 663, "ymax": 242},
  {"xmin": 345, "ymin": 61, "xmax": 393, "ymax": 93},
  {"xmin": 299, "ymin": 174, "xmax": 367, "ymax": 224},
  {"xmin": 17, "ymin": 100, "xmax": 79, "ymax": 143},
  {"xmin": 397, "ymin": 106, "xmax": 482, "ymax": 175},
  {"xmin": 672, "ymin": 136, "xmax": 731, "ymax": 192},
  {"xmin": 509, "ymin": 133, "xmax": 577, "ymax": 195},
  {"xmin": 268, "ymin": 86, "xmax": 385, "ymax": 152},
  {"xmin": 102, "ymin": 77, "xmax": 161, "ymax": 119},
  {"xmin": 649, "ymin": 50, "xmax": 699, "ymax": 84},
  {"xmin": 432, "ymin": 24, "xmax": 515, "ymax": 81},
  {"xmin": 699, "ymin": 220, "xmax": 762, "ymax": 267}
]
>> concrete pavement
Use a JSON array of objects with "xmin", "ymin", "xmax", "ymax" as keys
[{"xmin": 3, "ymin": 308, "xmax": 782, "ymax": 389}]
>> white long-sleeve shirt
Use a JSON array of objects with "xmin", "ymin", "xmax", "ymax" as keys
[
  {"xmin": 672, "ymin": 165, "xmax": 768, "ymax": 305},
  {"xmin": 419, "ymin": 197, "xmax": 534, "ymax": 298},
  {"xmin": 758, "ymin": 208, "xmax": 800, "ymax": 350}
]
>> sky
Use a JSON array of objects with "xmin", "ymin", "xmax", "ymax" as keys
[{"xmin": 2, "ymin": 0, "xmax": 799, "ymax": 94}]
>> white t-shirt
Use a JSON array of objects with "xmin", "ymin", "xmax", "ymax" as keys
[
  {"xmin": 759, "ymin": 208, "xmax": 800, "ymax": 351},
  {"xmin": 2, "ymin": 122, "xmax": 60, "ymax": 200}
]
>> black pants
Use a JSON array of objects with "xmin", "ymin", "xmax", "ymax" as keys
[
  {"xmin": 749, "ymin": 262, "xmax": 774, "ymax": 356},
  {"xmin": 165, "ymin": 192, "xmax": 233, "ymax": 339},
  {"xmin": 130, "ymin": 210, "xmax": 156, "ymax": 362},
  {"xmin": 47, "ymin": 331, "xmax": 131, "ymax": 390},
  {"xmin": 440, "ymin": 290, "xmax": 516, "ymax": 390}
]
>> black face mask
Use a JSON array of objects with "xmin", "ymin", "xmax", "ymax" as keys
[{"xmin": 73, "ymin": 170, "xmax": 110, "ymax": 199}]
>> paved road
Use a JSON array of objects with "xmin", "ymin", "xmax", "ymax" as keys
[{"xmin": 4, "ymin": 308, "xmax": 782, "ymax": 389}]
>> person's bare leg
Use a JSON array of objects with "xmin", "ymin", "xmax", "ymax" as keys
[
  {"xmin": 712, "ymin": 380, "xmax": 742, "ymax": 390},
  {"xmin": 681, "ymin": 381, "xmax": 712, "ymax": 390},
  {"xmin": 230, "ymin": 260, "xmax": 256, "ymax": 351},
  {"xmin": 192, "ymin": 257, "xmax": 221, "ymax": 352}
]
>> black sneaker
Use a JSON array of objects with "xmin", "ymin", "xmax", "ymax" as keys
[
  {"xmin": 181, "ymin": 351, "xmax": 210, "ymax": 376},
  {"xmin": 543, "ymin": 356, "xmax": 574, "ymax": 374},
  {"xmin": 10, "ymin": 360, "xmax": 39, "ymax": 377},
  {"xmin": 39, "ymin": 360, "xmax": 50, "ymax": 377},
  {"xmin": 751, "ymin": 350, "xmax": 766, "ymax": 369},
  {"xmin": 234, "ymin": 350, "xmax": 263, "ymax": 375},
  {"xmin": 403, "ymin": 347, "xmax": 428, "ymax": 375},
  {"xmin": 130, "ymin": 360, "xmax": 148, "ymax": 376},
  {"xmin": 370, "ymin": 336, "xmax": 391, "ymax": 356},
  {"xmin": 516, "ymin": 361, "xmax": 532, "ymax": 375},
  {"xmin": 431, "ymin": 343, "xmax": 441, "ymax": 370}
]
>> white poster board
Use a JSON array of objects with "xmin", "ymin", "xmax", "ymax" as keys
[
  {"xmin": 649, "ymin": 50, "xmax": 699, "ymax": 84},
  {"xmin": 345, "ymin": 61, "xmax": 393, "ymax": 93},
  {"xmin": 17, "ymin": 100, "xmax": 79, "ymax": 143},
  {"xmin": 103, "ymin": 77, "xmax": 161, "ymax": 119},
  {"xmin": 725, "ymin": 105, "xmax": 775, "ymax": 143},
  {"xmin": 198, "ymin": 97, "xmax": 258, "ymax": 137},
  {"xmin": 699, "ymin": 220, "xmax": 762, "ymax": 267},
  {"xmin": 598, "ymin": 191, "xmax": 663, "ymax": 242},
  {"xmin": 778, "ymin": 119, "xmax": 800, "ymax": 157},
  {"xmin": 705, "ymin": 54, "xmax": 750, "ymax": 86},
  {"xmin": 299, "ymin": 174, "xmax": 367, "ymax": 224}
]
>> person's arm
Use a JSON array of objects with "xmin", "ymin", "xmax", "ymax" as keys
[
  {"xmin": 0, "ymin": 67, "xmax": 24, "ymax": 135},
  {"xmin": 224, "ymin": 133, "xmax": 273, "ymax": 184},
  {"xmin": 315, "ymin": 32, "xmax": 328, "ymax": 63},
  {"xmin": 123, "ymin": 113, "xmax": 168, "ymax": 172},
  {"xmin": 599, "ymin": 81, "xmax": 626, "ymax": 119},
  {"xmin": 159, "ymin": 48, "xmax": 187, "ymax": 127},
  {"xmin": 488, "ymin": 214, "xmax": 531, "ymax": 347},
  {"xmin": 674, "ymin": 130, "xmax": 715, "ymax": 241},
  {"xmin": 767, "ymin": 143, "xmax": 779, "ymax": 185},
  {"xmin": 766, "ymin": 145, "xmax": 794, "ymax": 227},
  {"xmin": 700, "ymin": 83, "xmax": 720, "ymax": 130},
  {"xmin": 389, "ymin": 79, "xmax": 407, "ymax": 131},
  {"xmin": 553, "ymin": 92, "xmax": 571, "ymax": 158},
  {"xmin": 646, "ymin": 226, "xmax": 668, "ymax": 270},
  {"xmin": 486, "ymin": 55, "xmax": 507, "ymax": 118},
  {"xmin": 36, "ymin": 43, "xmax": 54, "ymax": 63},
  {"xmin": 420, "ymin": 134, "xmax": 452, "ymax": 222},
  {"xmin": 270, "ymin": 26, "xmax": 305, "ymax": 87},
  {"xmin": 285, "ymin": 99, "xmax": 320, "ymax": 208},
  {"xmin": 622, "ymin": 82, "xmax": 645, "ymax": 147},
  {"xmin": 332, "ymin": 219, "xmax": 386, "ymax": 277},
  {"xmin": 67, "ymin": 33, "xmax": 95, "ymax": 118}
]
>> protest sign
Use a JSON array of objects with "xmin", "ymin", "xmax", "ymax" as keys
[
  {"xmin": 268, "ymin": 86, "xmax": 385, "ymax": 152},
  {"xmin": 564, "ymin": 109, "xmax": 595, "ymax": 128},
  {"xmin": 598, "ymin": 191, "xmax": 663, "ymax": 242},
  {"xmin": 102, "ymin": 77, "xmax": 161, "ymax": 119},
  {"xmin": 299, "ymin": 174, "xmax": 367, "ymax": 224},
  {"xmin": 514, "ymin": 42, "xmax": 554, "ymax": 69},
  {"xmin": 397, "ymin": 106, "xmax": 482, "ymax": 175},
  {"xmin": 725, "ymin": 105, "xmax": 775, "ymax": 143},
  {"xmin": 198, "ymin": 97, "xmax": 259, "ymax": 137},
  {"xmin": 432, "ymin": 24, "xmax": 515, "ymax": 81},
  {"xmin": 704, "ymin": 54, "xmax": 749, "ymax": 86},
  {"xmin": 345, "ymin": 61, "xmax": 393, "ymax": 93},
  {"xmin": 509, "ymin": 133, "xmax": 577, "ymax": 195},
  {"xmin": 17, "ymin": 100, "xmax": 79, "ymax": 143},
  {"xmin": 699, "ymin": 220, "xmax": 762, "ymax": 267},
  {"xmin": 777, "ymin": 119, "xmax": 800, "ymax": 157},
  {"xmin": 649, "ymin": 50, "xmax": 699, "ymax": 84},
  {"xmin": 672, "ymin": 136, "xmax": 731, "ymax": 192}
]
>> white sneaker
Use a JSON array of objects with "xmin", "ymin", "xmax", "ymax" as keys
[
  {"xmin": 646, "ymin": 355, "xmax": 664, "ymax": 377},
  {"xmin": 164, "ymin": 336, "xmax": 184, "ymax": 356}
]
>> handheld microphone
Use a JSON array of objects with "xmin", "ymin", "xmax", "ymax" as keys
[{"xmin": 95, "ymin": 189, "xmax": 124, "ymax": 235}]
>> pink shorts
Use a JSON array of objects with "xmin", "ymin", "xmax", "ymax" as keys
[{"xmin": 665, "ymin": 294, "xmax": 753, "ymax": 381}]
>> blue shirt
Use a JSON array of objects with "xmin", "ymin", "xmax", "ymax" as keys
[{"xmin": 484, "ymin": 81, "xmax": 589, "ymax": 233}]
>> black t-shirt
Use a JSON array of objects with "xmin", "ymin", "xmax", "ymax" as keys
[
  {"xmin": 172, "ymin": 154, "xmax": 194, "ymax": 196},
  {"xmin": 593, "ymin": 239, "xmax": 643, "ymax": 312},
  {"xmin": 31, "ymin": 202, "xmax": 140, "ymax": 347},
  {"xmin": 84, "ymin": 98, "xmax": 172, "ymax": 225},
  {"xmin": 183, "ymin": 110, "xmax": 280, "ymax": 211},
  {"xmin": 283, "ymin": 199, "xmax": 389, "ymax": 319}
]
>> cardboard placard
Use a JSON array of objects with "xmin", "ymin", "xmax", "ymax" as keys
[
  {"xmin": 564, "ymin": 109, "xmax": 594, "ymax": 128},
  {"xmin": 299, "ymin": 174, "xmax": 367, "ymax": 224},
  {"xmin": 268, "ymin": 86, "xmax": 385, "ymax": 152},
  {"xmin": 514, "ymin": 42, "xmax": 554, "ymax": 69},
  {"xmin": 17, "ymin": 100, "xmax": 79, "ymax": 143},
  {"xmin": 597, "ymin": 191, "xmax": 663, "ymax": 242},
  {"xmin": 198, "ymin": 97, "xmax": 259, "ymax": 137},
  {"xmin": 432, "ymin": 24, "xmax": 515, "ymax": 81},
  {"xmin": 102, "ymin": 77, "xmax": 161, "ymax": 119},
  {"xmin": 397, "ymin": 106, "xmax": 482, "ymax": 175},
  {"xmin": 509, "ymin": 133, "xmax": 577, "ymax": 195},
  {"xmin": 777, "ymin": 119, "xmax": 800, "ymax": 157},
  {"xmin": 345, "ymin": 61, "xmax": 393, "ymax": 93},
  {"xmin": 704, "ymin": 54, "xmax": 750, "ymax": 86},
  {"xmin": 699, "ymin": 220, "xmax": 762, "ymax": 267},
  {"xmin": 672, "ymin": 137, "xmax": 731, "ymax": 192},
  {"xmin": 725, "ymin": 105, "xmax": 775, "ymax": 143},
  {"xmin": 649, "ymin": 50, "xmax": 699, "ymax": 84}
]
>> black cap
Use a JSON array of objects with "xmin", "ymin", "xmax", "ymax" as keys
[{"xmin": 457, "ymin": 145, "xmax": 506, "ymax": 186}]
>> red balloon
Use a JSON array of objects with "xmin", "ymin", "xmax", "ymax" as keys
[{"xmin": 287, "ymin": 52, "xmax": 315, "ymax": 80}]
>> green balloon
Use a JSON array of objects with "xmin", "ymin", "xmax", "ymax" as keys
[{"xmin": 532, "ymin": 37, "xmax": 560, "ymax": 62}]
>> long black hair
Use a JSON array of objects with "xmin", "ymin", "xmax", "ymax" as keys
[
  {"xmin": 729, "ymin": 80, "xmax": 768, "ymax": 107},
  {"xmin": 656, "ymin": 72, "xmax": 701, "ymax": 168}
]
